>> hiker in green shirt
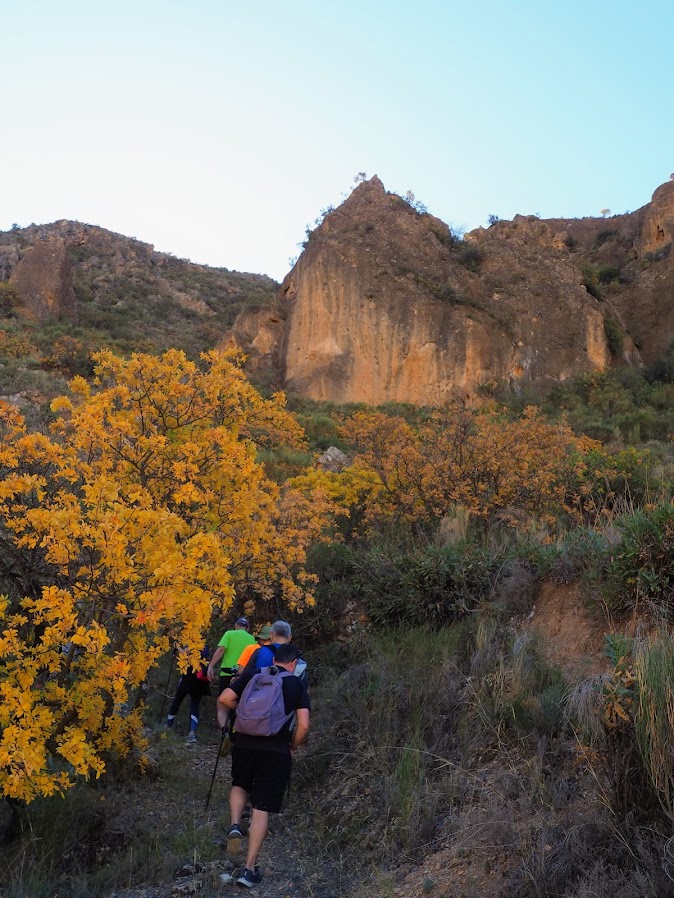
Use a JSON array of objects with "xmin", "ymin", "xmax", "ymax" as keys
[{"xmin": 207, "ymin": 617, "xmax": 256, "ymax": 695}]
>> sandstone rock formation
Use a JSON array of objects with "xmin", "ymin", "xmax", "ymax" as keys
[
  {"xmin": 638, "ymin": 181, "xmax": 674, "ymax": 256},
  {"xmin": 275, "ymin": 177, "xmax": 626, "ymax": 404},
  {"xmin": 218, "ymin": 307, "xmax": 284, "ymax": 379},
  {"xmin": 9, "ymin": 238, "xmax": 76, "ymax": 322},
  {"xmin": 599, "ymin": 180, "xmax": 674, "ymax": 365},
  {"xmin": 4, "ymin": 178, "xmax": 674, "ymax": 408}
]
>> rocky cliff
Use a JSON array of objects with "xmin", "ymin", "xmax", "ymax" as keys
[
  {"xmin": 8, "ymin": 237, "xmax": 77, "ymax": 322},
  {"xmin": 226, "ymin": 178, "xmax": 674, "ymax": 404},
  {"xmin": 243, "ymin": 178, "xmax": 642, "ymax": 403},
  {"xmin": 4, "ymin": 178, "xmax": 674, "ymax": 407}
]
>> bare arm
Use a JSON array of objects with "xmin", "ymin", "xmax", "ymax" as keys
[
  {"xmin": 291, "ymin": 708, "xmax": 310, "ymax": 751},
  {"xmin": 207, "ymin": 645, "xmax": 225, "ymax": 681}
]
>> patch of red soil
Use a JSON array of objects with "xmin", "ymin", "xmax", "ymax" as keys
[{"xmin": 526, "ymin": 580, "xmax": 606, "ymax": 677}]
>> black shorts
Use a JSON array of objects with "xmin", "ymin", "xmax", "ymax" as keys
[
  {"xmin": 230, "ymin": 746, "xmax": 292, "ymax": 813},
  {"xmin": 218, "ymin": 674, "xmax": 233, "ymax": 696}
]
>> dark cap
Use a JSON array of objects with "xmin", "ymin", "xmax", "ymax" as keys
[
  {"xmin": 274, "ymin": 643, "xmax": 301, "ymax": 664},
  {"xmin": 236, "ymin": 617, "xmax": 249, "ymax": 628}
]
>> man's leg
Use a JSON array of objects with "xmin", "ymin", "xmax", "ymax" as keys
[
  {"xmin": 238, "ymin": 750, "xmax": 291, "ymax": 882},
  {"xmin": 227, "ymin": 784, "xmax": 248, "ymax": 855},
  {"xmin": 217, "ymin": 674, "xmax": 237, "ymax": 737},
  {"xmin": 244, "ymin": 808, "xmax": 269, "ymax": 870},
  {"xmin": 229, "ymin": 785, "xmax": 248, "ymax": 826}
]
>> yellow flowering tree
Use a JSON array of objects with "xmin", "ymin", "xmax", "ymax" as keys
[{"xmin": 0, "ymin": 349, "xmax": 321, "ymax": 801}]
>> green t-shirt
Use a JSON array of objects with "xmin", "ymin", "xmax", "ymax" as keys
[{"xmin": 217, "ymin": 629, "xmax": 256, "ymax": 668}]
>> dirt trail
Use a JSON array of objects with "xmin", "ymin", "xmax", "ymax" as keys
[{"xmin": 107, "ymin": 725, "xmax": 348, "ymax": 898}]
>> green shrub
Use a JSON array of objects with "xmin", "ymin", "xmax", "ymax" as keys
[
  {"xmin": 597, "ymin": 264, "xmax": 622, "ymax": 285},
  {"xmin": 357, "ymin": 543, "xmax": 498, "ymax": 627},
  {"xmin": 550, "ymin": 527, "xmax": 609, "ymax": 585},
  {"xmin": 541, "ymin": 368, "xmax": 674, "ymax": 444},
  {"xmin": 604, "ymin": 505, "xmax": 674, "ymax": 613},
  {"xmin": 580, "ymin": 263, "xmax": 602, "ymax": 299},
  {"xmin": 457, "ymin": 243, "xmax": 484, "ymax": 272},
  {"xmin": 595, "ymin": 228, "xmax": 618, "ymax": 247},
  {"xmin": 647, "ymin": 342, "xmax": 674, "ymax": 384},
  {"xmin": 604, "ymin": 317, "xmax": 624, "ymax": 356},
  {"xmin": 293, "ymin": 410, "xmax": 344, "ymax": 451}
]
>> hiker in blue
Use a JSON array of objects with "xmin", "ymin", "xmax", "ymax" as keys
[
  {"xmin": 240, "ymin": 620, "xmax": 291, "ymax": 674},
  {"xmin": 217, "ymin": 643, "xmax": 311, "ymax": 889}
]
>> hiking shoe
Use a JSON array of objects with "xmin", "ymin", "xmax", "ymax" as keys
[
  {"xmin": 185, "ymin": 731, "xmax": 197, "ymax": 744},
  {"xmin": 226, "ymin": 824, "xmax": 244, "ymax": 856},
  {"xmin": 237, "ymin": 866, "xmax": 262, "ymax": 888}
]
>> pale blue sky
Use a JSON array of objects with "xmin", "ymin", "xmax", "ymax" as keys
[{"xmin": 3, "ymin": 0, "xmax": 673, "ymax": 279}]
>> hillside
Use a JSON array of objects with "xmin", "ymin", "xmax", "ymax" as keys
[
  {"xmin": 2, "ymin": 306, "xmax": 674, "ymax": 897},
  {"xmin": 0, "ymin": 220, "xmax": 279, "ymax": 408}
]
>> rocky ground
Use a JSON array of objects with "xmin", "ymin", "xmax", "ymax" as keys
[{"xmin": 102, "ymin": 723, "xmax": 350, "ymax": 898}]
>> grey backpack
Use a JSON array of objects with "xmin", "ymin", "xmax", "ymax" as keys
[{"xmin": 235, "ymin": 667, "xmax": 294, "ymax": 737}]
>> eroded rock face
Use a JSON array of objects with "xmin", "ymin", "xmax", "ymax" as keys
[
  {"xmin": 638, "ymin": 181, "xmax": 674, "ymax": 256},
  {"xmin": 277, "ymin": 177, "xmax": 616, "ymax": 403},
  {"xmin": 586, "ymin": 181, "xmax": 674, "ymax": 365},
  {"xmin": 219, "ymin": 307, "xmax": 285, "ymax": 378},
  {"xmin": 9, "ymin": 238, "xmax": 76, "ymax": 322}
]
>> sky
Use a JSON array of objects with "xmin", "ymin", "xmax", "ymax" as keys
[{"xmin": 3, "ymin": 0, "xmax": 673, "ymax": 281}]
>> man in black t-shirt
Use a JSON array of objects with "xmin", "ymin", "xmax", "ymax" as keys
[{"xmin": 217, "ymin": 643, "xmax": 311, "ymax": 889}]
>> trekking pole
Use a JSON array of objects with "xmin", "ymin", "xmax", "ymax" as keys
[
  {"xmin": 205, "ymin": 727, "xmax": 227, "ymax": 812},
  {"xmin": 158, "ymin": 650, "xmax": 175, "ymax": 721}
]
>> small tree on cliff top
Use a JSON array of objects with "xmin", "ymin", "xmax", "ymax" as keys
[{"xmin": 0, "ymin": 349, "xmax": 323, "ymax": 801}]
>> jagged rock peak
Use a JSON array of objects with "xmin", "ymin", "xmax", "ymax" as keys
[
  {"xmin": 273, "ymin": 166, "xmax": 623, "ymax": 405},
  {"xmin": 354, "ymin": 174, "xmax": 385, "ymax": 193}
]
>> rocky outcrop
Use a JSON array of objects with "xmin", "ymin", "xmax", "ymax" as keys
[
  {"xmin": 594, "ymin": 181, "xmax": 674, "ymax": 364},
  {"xmin": 5, "ymin": 178, "xmax": 674, "ymax": 407},
  {"xmin": 638, "ymin": 181, "xmax": 674, "ymax": 257},
  {"xmin": 9, "ymin": 238, "xmax": 76, "ymax": 322},
  {"xmin": 274, "ymin": 177, "xmax": 624, "ymax": 404},
  {"xmin": 316, "ymin": 446, "xmax": 349, "ymax": 472},
  {"xmin": 218, "ymin": 307, "xmax": 284, "ymax": 377}
]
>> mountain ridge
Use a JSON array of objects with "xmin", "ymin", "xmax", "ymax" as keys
[{"xmin": 2, "ymin": 178, "xmax": 674, "ymax": 404}]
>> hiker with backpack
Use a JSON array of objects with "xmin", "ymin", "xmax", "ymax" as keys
[
  {"xmin": 217, "ymin": 643, "xmax": 311, "ymax": 889},
  {"xmin": 239, "ymin": 620, "xmax": 309, "ymax": 687}
]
